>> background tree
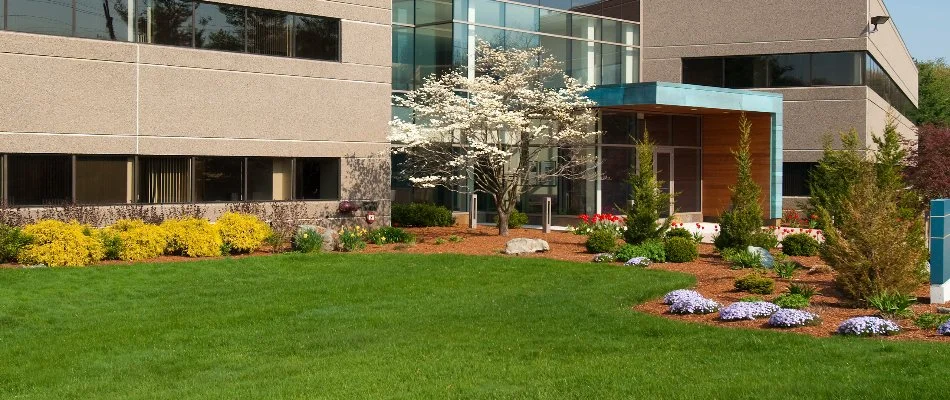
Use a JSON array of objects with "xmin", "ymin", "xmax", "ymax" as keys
[
  {"xmin": 805, "ymin": 131, "xmax": 865, "ymax": 229},
  {"xmin": 714, "ymin": 113, "xmax": 763, "ymax": 251},
  {"xmin": 908, "ymin": 124, "xmax": 950, "ymax": 202},
  {"xmin": 390, "ymin": 42, "xmax": 598, "ymax": 236},
  {"xmin": 913, "ymin": 58, "xmax": 950, "ymax": 127},
  {"xmin": 622, "ymin": 131, "xmax": 671, "ymax": 245}
]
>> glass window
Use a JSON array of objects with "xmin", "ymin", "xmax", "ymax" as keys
[
  {"xmin": 724, "ymin": 56, "xmax": 767, "ymax": 89},
  {"xmin": 452, "ymin": 23, "xmax": 469, "ymax": 73},
  {"xmin": 76, "ymin": 156, "xmax": 129, "ymax": 205},
  {"xmin": 246, "ymin": 9, "xmax": 289, "ymax": 57},
  {"xmin": 539, "ymin": 35, "xmax": 569, "ymax": 85},
  {"xmin": 295, "ymin": 158, "xmax": 340, "ymax": 200},
  {"xmin": 601, "ymin": 43, "xmax": 622, "ymax": 85},
  {"xmin": 683, "ymin": 58, "xmax": 723, "ymax": 87},
  {"xmin": 622, "ymin": 46, "xmax": 638, "ymax": 83},
  {"xmin": 473, "ymin": 25, "xmax": 505, "ymax": 48},
  {"xmin": 601, "ymin": 112, "xmax": 636, "ymax": 145},
  {"xmin": 601, "ymin": 19, "xmax": 621, "ymax": 44},
  {"xmin": 570, "ymin": 39, "xmax": 599, "ymax": 85},
  {"xmin": 539, "ymin": 9, "xmax": 569, "ymax": 36},
  {"xmin": 600, "ymin": 146, "xmax": 634, "ymax": 215},
  {"xmin": 194, "ymin": 157, "xmax": 243, "ymax": 202},
  {"xmin": 470, "ymin": 0, "xmax": 504, "ymax": 26},
  {"xmin": 294, "ymin": 16, "xmax": 339, "ymax": 61},
  {"xmin": 783, "ymin": 162, "xmax": 817, "ymax": 197},
  {"xmin": 673, "ymin": 148, "xmax": 701, "ymax": 213},
  {"xmin": 138, "ymin": 157, "xmax": 190, "ymax": 203},
  {"xmin": 621, "ymin": 22, "xmax": 639, "ymax": 46},
  {"xmin": 7, "ymin": 154, "xmax": 71, "ymax": 206},
  {"xmin": 393, "ymin": 26, "xmax": 415, "ymax": 91},
  {"xmin": 415, "ymin": 24, "xmax": 455, "ymax": 82},
  {"xmin": 415, "ymin": 0, "xmax": 453, "ymax": 25},
  {"xmin": 642, "ymin": 114, "xmax": 671, "ymax": 146},
  {"xmin": 6, "ymin": 0, "xmax": 74, "ymax": 36},
  {"xmin": 504, "ymin": 2, "xmax": 538, "ymax": 31},
  {"xmin": 194, "ymin": 2, "xmax": 245, "ymax": 52},
  {"xmin": 811, "ymin": 52, "xmax": 863, "ymax": 86},
  {"xmin": 570, "ymin": 14, "xmax": 599, "ymax": 39},
  {"xmin": 539, "ymin": 0, "xmax": 571, "ymax": 10},
  {"xmin": 768, "ymin": 54, "xmax": 810, "ymax": 87},
  {"xmin": 136, "ymin": 0, "xmax": 194, "ymax": 47},
  {"xmin": 505, "ymin": 30, "xmax": 539, "ymax": 50},
  {"xmin": 75, "ymin": 0, "xmax": 130, "ymax": 40},
  {"xmin": 247, "ymin": 157, "xmax": 292, "ymax": 201},
  {"xmin": 393, "ymin": 0, "xmax": 415, "ymax": 24}
]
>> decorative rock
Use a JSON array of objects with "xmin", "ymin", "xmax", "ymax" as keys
[
  {"xmin": 937, "ymin": 307, "xmax": 950, "ymax": 315},
  {"xmin": 504, "ymin": 238, "xmax": 550, "ymax": 255},
  {"xmin": 747, "ymin": 246, "xmax": 775, "ymax": 269}
]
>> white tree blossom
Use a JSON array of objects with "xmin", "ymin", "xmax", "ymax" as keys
[{"xmin": 390, "ymin": 41, "xmax": 599, "ymax": 236}]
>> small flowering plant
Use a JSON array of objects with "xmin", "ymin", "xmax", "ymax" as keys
[
  {"xmin": 624, "ymin": 257, "xmax": 651, "ymax": 268},
  {"xmin": 837, "ymin": 316, "xmax": 901, "ymax": 337},
  {"xmin": 337, "ymin": 225, "xmax": 368, "ymax": 252},
  {"xmin": 669, "ymin": 296, "xmax": 720, "ymax": 315},
  {"xmin": 592, "ymin": 253, "xmax": 615, "ymax": 263},
  {"xmin": 569, "ymin": 213, "xmax": 625, "ymax": 236},
  {"xmin": 938, "ymin": 320, "xmax": 950, "ymax": 336},
  {"xmin": 767, "ymin": 309, "xmax": 821, "ymax": 328},
  {"xmin": 663, "ymin": 289, "xmax": 703, "ymax": 305},
  {"xmin": 719, "ymin": 301, "xmax": 780, "ymax": 321}
]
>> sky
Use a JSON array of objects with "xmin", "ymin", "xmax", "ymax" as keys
[{"xmin": 885, "ymin": 0, "xmax": 949, "ymax": 61}]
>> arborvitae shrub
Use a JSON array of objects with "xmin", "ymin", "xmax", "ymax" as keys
[
  {"xmin": 734, "ymin": 273, "xmax": 775, "ymax": 295},
  {"xmin": 623, "ymin": 131, "xmax": 671, "ymax": 245},
  {"xmin": 585, "ymin": 229, "xmax": 619, "ymax": 254},
  {"xmin": 716, "ymin": 113, "xmax": 764, "ymax": 251}
]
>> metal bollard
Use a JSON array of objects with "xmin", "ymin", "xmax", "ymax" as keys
[
  {"xmin": 469, "ymin": 193, "xmax": 478, "ymax": 229},
  {"xmin": 542, "ymin": 197, "xmax": 552, "ymax": 233}
]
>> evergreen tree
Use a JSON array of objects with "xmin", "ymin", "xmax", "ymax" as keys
[
  {"xmin": 714, "ymin": 113, "xmax": 763, "ymax": 251},
  {"xmin": 806, "ymin": 131, "xmax": 865, "ymax": 229},
  {"xmin": 623, "ymin": 131, "xmax": 671, "ymax": 245}
]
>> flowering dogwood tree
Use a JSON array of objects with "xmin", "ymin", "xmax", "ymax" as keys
[{"xmin": 390, "ymin": 41, "xmax": 599, "ymax": 236}]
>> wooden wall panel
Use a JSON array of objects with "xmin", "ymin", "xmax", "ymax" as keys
[{"xmin": 701, "ymin": 113, "xmax": 772, "ymax": 219}]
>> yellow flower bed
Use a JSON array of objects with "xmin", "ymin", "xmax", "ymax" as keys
[
  {"xmin": 216, "ymin": 212, "xmax": 271, "ymax": 253},
  {"xmin": 162, "ymin": 218, "xmax": 223, "ymax": 258},
  {"xmin": 18, "ymin": 220, "xmax": 104, "ymax": 267}
]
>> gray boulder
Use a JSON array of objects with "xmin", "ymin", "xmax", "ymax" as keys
[
  {"xmin": 747, "ymin": 246, "xmax": 775, "ymax": 268},
  {"xmin": 505, "ymin": 238, "xmax": 550, "ymax": 255}
]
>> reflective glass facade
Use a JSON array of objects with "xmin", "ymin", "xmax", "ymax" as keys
[{"xmin": 0, "ymin": 0, "xmax": 340, "ymax": 61}]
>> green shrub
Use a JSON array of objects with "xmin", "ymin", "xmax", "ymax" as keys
[
  {"xmin": 292, "ymin": 228, "xmax": 324, "ymax": 253},
  {"xmin": 18, "ymin": 220, "xmax": 105, "ymax": 267},
  {"xmin": 866, "ymin": 291, "xmax": 916, "ymax": 319},
  {"xmin": 392, "ymin": 203, "xmax": 454, "ymax": 227},
  {"xmin": 614, "ymin": 239, "xmax": 666, "ymax": 263},
  {"xmin": 338, "ymin": 226, "xmax": 368, "ymax": 252},
  {"xmin": 915, "ymin": 313, "xmax": 950, "ymax": 329},
  {"xmin": 722, "ymin": 248, "xmax": 762, "ymax": 269},
  {"xmin": 666, "ymin": 228, "xmax": 692, "ymax": 240},
  {"xmin": 264, "ymin": 232, "xmax": 285, "ymax": 253},
  {"xmin": 98, "ymin": 230, "xmax": 122, "ymax": 260},
  {"xmin": 773, "ymin": 261, "xmax": 798, "ymax": 279},
  {"xmin": 665, "ymin": 237, "xmax": 698, "ymax": 263},
  {"xmin": 781, "ymin": 233, "xmax": 820, "ymax": 256},
  {"xmin": 367, "ymin": 226, "xmax": 416, "ymax": 245},
  {"xmin": 773, "ymin": 293, "xmax": 810, "ymax": 309},
  {"xmin": 623, "ymin": 131, "xmax": 671, "ymax": 245},
  {"xmin": 447, "ymin": 235, "xmax": 463, "ymax": 243},
  {"xmin": 734, "ymin": 273, "xmax": 775, "ymax": 295},
  {"xmin": 715, "ymin": 114, "xmax": 764, "ymax": 251},
  {"xmin": 585, "ymin": 229, "xmax": 619, "ymax": 254},
  {"xmin": 496, "ymin": 211, "xmax": 528, "ymax": 229},
  {"xmin": 751, "ymin": 231, "xmax": 779, "ymax": 250},
  {"xmin": 0, "ymin": 224, "xmax": 31, "ymax": 263},
  {"xmin": 739, "ymin": 295, "xmax": 765, "ymax": 303},
  {"xmin": 788, "ymin": 283, "xmax": 817, "ymax": 299}
]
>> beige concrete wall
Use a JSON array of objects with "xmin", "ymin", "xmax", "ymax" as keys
[
  {"xmin": 764, "ymin": 87, "xmax": 869, "ymax": 163},
  {"xmin": 866, "ymin": 88, "xmax": 917, "ymax": 149},
  {"xmin": 868, "ymin": 0, "xmax": 919, "ymax": 105}
]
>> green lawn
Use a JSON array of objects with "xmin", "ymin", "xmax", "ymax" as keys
[{"xmin": 0, "ymin": 253, "xmax": 948, "ymax": 399}]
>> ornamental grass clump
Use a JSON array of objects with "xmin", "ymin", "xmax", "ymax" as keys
[
  {"xmin": 719, "ymin": 301, "xmax": 780, "ymax": 321},
  {"xmin": 836, "ymin": 316, "xmax": 901, "ymax": 337},
  {"xmin": 938, "ymin": 320, "xmax": 950, "ymax": 336},
  {"xmin": 768, "ymin": 309, "xmax": 820, "ymax": 328},
  {"xmin": 669, "ymin": 296, "xmax": 720, "ymax": 315}
]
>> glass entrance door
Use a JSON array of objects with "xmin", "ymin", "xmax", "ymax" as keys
[{"xmin": 655, "ymin": 149, "xmax": 674, "ymax": 217}]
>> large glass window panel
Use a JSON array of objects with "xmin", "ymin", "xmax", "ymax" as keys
[
  {"xmin": 247, "ymin": 157, "xmax": 292, "ymax": 201},
  {"xmin": 601, "ymin": 112, "xmax": 636, "ymax": 145},
  {"xmin": 539, "ymin": 0, "xmax": 571, "ymax": 10},
  {"xmin": 138, "ymin": 157, "xmax": 190, "ymax": 203},
  {"xmin": 473, "ymin": 25, "xmax": 504, "ymax": 48},
  {"xmin": 505, "ymin": 30, "xmax": 539, "ymax": 50},
  {"xmin": 539, "ymin": 9, "xmax": 569, "ymax": 36},
  {"xmin": 601, "ymin": 43, "xmax": 622, "ymax": 85},
  {"xmin": 470, "ymin": 0, "xmax": 503, "ymax": 26},
  {"xmin": 600, "ymin": 146, "xmax": 633, "ymax": 215},
  {"xmin": 673, "ymin": 148, "xmax": 700, "ymax": 213},
  {"xmin": 621, "ymin": 23, "xmax": 639, "ymax": 46},
  {"xmin": 416, "ymin": 0, "xmax": 453, "ymax": 25},
  {"xmin": 135, "ymin": 0, "xmax": 194, "ymax": 47},
  {"xmin": 247, "ymin": 9, "xmax": 289, "ymax": 57},
  {"xmin": 724, "ymin": 56, "xmax": 767, "ymax": 89},
  {"xmin": 783, "ymin": 162, "xmax": 817, "ymax": 197},
  {"xmin": 683, "ymin": 58, "xmax": 723, "ymax": 87},
  {"xmin": 75, "ymin": 0, "xmax": 130, "ymax": 40},
  {"xmin": 7, "ymin": 154, "xmax": 71, "ymax": 206},
  {"xmin": 504, "ymin": 2, "xmax": 538, "ymax": 31},
  {"xmin": 194, "ymin": 157, "xmax": 243, "ymax": 202},
  {"xmin": 539, "ymin": 35, "xmax": 569, "ymax": 86},
  {"xmin": 294, "ymin": 16, "xmax": 340, "ymax": 61},
  {"xmin": 452, "ymin": 23, "xmax": 469, "ymax": 74},
  {"xmin": 194, "ymin": 2, "xmax": 245, "ymax": 52},
  {"xmin": 811, "ymin": 51, "xmax": 862, "ymax": 86},
  {"xmin": 295, "ymin": 158, "xmax": 340, "ymax": 200},
  {"xmin": 622, "ymin": 46, "xmax": 639, "ymax": 83},
  {"xmin": 671, "ymin": 115, "xmax": 700, "ymax": 147},
  {"xmin": 415, "ymin": 24, "xmax": 455, "ymax": 82},
  {"xmin": 6, "ymin": 0, "xmax": 74, "ymax": 36},
  {"xmin": 601, "ymin": 19, "xmax": 620, "ymax": 44},
  {"xmin": 570, "ymin": 39, "xmax": 598, "ymax": 85},
  {"xmin": 570, "ymin": 14, "xmax": 599, "ymax": 39},
  {"xmin": 392, "ymin": 26, "xmax": 414, "ymax": 90},
  {"xmin": 393, "ymin": 0, "xmax": 415, "ymax": 24},
  {"xmin": 769, "ymin": 53, "xmax": 811, "ymax": 87},
  {"xmin": 643, "ymin": 114, "xmax": 671, "ymax": 146},
  {"xmin": 76, "ymin": 156, "xmax": 129, "ymax": 204}
]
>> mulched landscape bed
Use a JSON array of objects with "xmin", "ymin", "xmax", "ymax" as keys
[{"xmin": 367, "ymin": 225, "xmax": 949, "ymax": 342}]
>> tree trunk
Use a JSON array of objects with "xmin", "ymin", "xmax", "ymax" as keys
[{"xmin": 497, "ymin": 210, "xmax": 510, "ymax": 236}]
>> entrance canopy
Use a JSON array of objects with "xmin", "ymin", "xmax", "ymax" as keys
[{"xmin": 587, "ymin": 82, "xmax": 785, "ymax": 220}]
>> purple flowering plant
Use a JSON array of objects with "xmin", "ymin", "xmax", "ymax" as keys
[
  {"xmin": 592, "ymin": 253, "xmax": 614, "ymax": 263},
  {"xmin": 663, "ymin": 289, "xmax": 703, "ymax": 305},
  {"xmin": 768, "ymin": 309, "xmax": 820, "ymax": 328},
  {"xmin": 938, "ymin": 320, "xmax": 950, "ymax": 336},
  {"xmin": 719, "ymin": 301, "xmax": 780, "ymax": 321},
  {"xmin": 837, "ymin": 316, "xmax": 901, "ymax": 337},
  {"xmin": 624, "ymin": 257, "xmax": 652, "ymax": 267},
  {"xmin": 669, "ymin": 297, "xmax": 720, "ymax": 315}
]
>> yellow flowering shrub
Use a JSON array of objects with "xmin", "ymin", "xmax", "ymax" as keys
[
  {"xmin": 104, "ymin": 219, "xmax": 168, "ymax": 262},
  {"xmin": 18, "ymin": 220, "xmax": 105, "ymax": 267},
  {"xmin": 216, "ymin": 212, "xmax": 272, "ymax": 253},
  {"xmin": 161, "ymin": 218, "xmax": 222, "ymax": 258}
]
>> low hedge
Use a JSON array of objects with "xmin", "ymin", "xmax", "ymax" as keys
[
  {"xmin": 392, "ymin": 203, "xmax": 455, "ymax": 227},
  {"xmin": 781, "ymin": 233, "xmax": 820, "ymax": 256}
]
